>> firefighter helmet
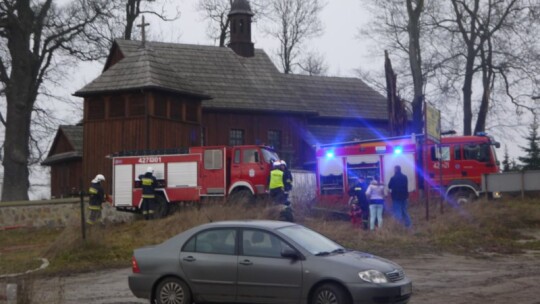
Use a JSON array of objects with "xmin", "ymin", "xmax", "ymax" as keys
[
  {"xmin": 273, "ymin": 161, "xmax": 281, "ymax": 168},
  {"xmin": 280, "ymin": 160, "xmax": 287, "ymax": 167},
  {"xmin": 92, "ymin": 174, "xmax": 105, "ymax": 183},
  {"xmin": 146, "ymin": 167, "xmax": 154, "ymax": 173}
]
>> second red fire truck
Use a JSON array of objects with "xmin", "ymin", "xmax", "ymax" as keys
[
  {"xmin": 316, "ymin": 133, "xmax": 501, "ymax": 204},
  {"xmin": 111, "ymin": 145, "xmax": 280, "ymax": 217}
]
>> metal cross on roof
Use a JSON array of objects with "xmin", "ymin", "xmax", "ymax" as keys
[{"xmin": 137, "ymin": 15, "xmax": 150, "ymax": 46}]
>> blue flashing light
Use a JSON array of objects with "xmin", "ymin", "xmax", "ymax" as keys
[
  {"xmin": 394, "ymin": 146, "xmax": 403, "ymax": 155},
  {"xmin": 326, "ymin": 150, "xmax": 335, "ymax": 158}
]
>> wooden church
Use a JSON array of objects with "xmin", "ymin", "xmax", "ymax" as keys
[{"xmin": 42, "ymin": 0, "xmax": 390, "ymax": 198}]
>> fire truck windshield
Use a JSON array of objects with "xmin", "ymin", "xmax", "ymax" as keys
[{"xmin": 261, "ymin": 148, "xmax": 280, "ymax": 164}]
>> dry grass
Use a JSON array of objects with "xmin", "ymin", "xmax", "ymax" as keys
[{"xmin": 1, "ymin": 196, "xmax": 539, "ymax": 277}]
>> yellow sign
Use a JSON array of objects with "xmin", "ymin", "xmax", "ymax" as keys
[{"xmin": 425, "ymin": 103, "xmax": 441, "ymax": 143}]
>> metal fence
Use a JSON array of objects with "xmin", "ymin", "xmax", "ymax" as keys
[
  {"xmin": 482, "ymin": 170, "xmax": 540, "ymax": 198},
  {"xmin": 289, "ymin": 170, "xmax": 317, "ymax": 204}
]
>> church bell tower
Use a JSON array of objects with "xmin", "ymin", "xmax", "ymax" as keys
[{"xmin": 228, "ymin": 0, "xmax": 254, "ymax": 57}]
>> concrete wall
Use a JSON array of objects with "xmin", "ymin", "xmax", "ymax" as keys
[{"xmin": 0, "ymin": 198, "xmax": 136, "ymax": 229}]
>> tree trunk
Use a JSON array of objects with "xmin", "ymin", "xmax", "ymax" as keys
[
  {"xmin": 2, "ymin": 93, "xmax": 33, "ymax": 201},
  {"xmin": 462, "ymin": 52, "xmax": 475, "ymax": 135},
  {"xmin": 406, "ymin": 0, "xmax": 424, "ymax": 135},
  {"xmin": 219, "ymin": 16, "xmax": 229, "ymax": 47},
  {"xmin": 124, "ymin": 0, "xmax": 140, "ymax": 40},
  {"xmin": 1, "ymin": 18, "xmax": 38, "ymax": 201}
]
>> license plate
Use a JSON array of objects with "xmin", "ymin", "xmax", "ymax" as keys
[{"xmin": 400, "ymin": 283, "xmax": 412, "ymax": 295}]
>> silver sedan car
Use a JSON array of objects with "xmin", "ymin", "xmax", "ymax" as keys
[{"xmin": 129, "ymin": 220, "xmax": 412, "ymax": 304}]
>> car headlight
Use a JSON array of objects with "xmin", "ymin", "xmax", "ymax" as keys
[{"xmin": 358, "ymin": 270, "xmax": 388, "ymax": 283}]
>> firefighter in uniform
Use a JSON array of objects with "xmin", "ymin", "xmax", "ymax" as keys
[
  {"xmin": 348, "ymin": 176, "xmax": 369, "ymax": 229},
  {"xmin": 139, "ymin": 167, "xmax": 157, "ymax": 220},
  {"xmin": 268, "ymin": 161, "xmax": 286, "ymax": 205},
  {"xmin": 87, "ymin": 174, "xmax": 106, "ymax": 225},
  {"xmin": 280, "ymin": 160, "xmax": 294, "ymax": 222}
]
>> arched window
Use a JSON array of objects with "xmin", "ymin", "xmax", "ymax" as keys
[{"xmin": 239, "ymin": 19, "xmax": 244, "ymax": 33}]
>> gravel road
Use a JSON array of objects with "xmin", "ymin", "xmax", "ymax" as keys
[{"xmin": 27, "ymin": 252, "xmax": 540, "ymax": 304}]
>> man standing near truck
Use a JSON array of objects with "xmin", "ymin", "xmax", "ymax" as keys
[
  {"xmin": 268, "ymin": 161, "xmax": 286, "ymax": 205},
  {"xmin": 388, "ymin": 165, "xmax": 412, "ymax": 227},
  {"xmin": 139, "ymin": 167, "xmax": 157, "ymax": 220},
  {"xmin": 87, "ymin": 174, "xmax": 106, "ymax": 225}
]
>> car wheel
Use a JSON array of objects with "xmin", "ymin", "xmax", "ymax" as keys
[
  {"xmin": 312, "ymin": 283, "xmax": 350, "ymax": 304},
  {"xmin": 155, "ymin": 277, "xmax": 191, "ymax": 304}
]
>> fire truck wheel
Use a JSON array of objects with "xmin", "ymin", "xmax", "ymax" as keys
[
  {"xmin": 450, "ymin": 188, "xmax": 476, "ymax": 204},
  {"xmin": 228, "ymin": 189, "xmax": 255, "ymax": 205},
  {"xmin": 154, "ymin": 196, "xmax": 170, "ymax": 218}
]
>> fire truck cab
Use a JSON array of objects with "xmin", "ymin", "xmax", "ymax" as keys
[
  {"xmin": 316, "ymin": 133, "xmax": 500, "ymax": 204},
  {"xmin": 111, "ymin": 145, "xmax": 279, "ymax": 216}
]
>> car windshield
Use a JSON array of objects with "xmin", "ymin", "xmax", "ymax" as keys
[
  {"xmin": 261, "ymin": 148, "xmax": 280, "ymax": 164},
  {"xmin": 278, "ymin": 225, "xmax": 344, "ymax": 255}
]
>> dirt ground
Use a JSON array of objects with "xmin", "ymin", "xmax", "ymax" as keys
[{"xmin": 17, "ymin": 250, "xmax": 539, "ymax": 304}]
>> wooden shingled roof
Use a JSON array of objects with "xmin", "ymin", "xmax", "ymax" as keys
[
  {"xmin": 76, "ymin": 39, "xmax": 387, "ymax": 120},
  {"xmin": 41, "ymin": 125, "xmax": 83, "ymax": 165},
  {"xmin": 75, "ymin": 47, "xmax": 210, "ymax": 99}
]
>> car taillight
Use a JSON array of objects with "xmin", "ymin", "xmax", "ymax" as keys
[{"xmin": 132, "ymin": 256, "xmax": 140, "ymax": 273}]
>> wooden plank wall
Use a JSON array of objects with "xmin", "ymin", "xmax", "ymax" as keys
[
  {"xmin": 50, "ymin": 161, "xmax": 83, "ymax": 198},
  {"xmin": 202, "ymin": 111, "xmax": 312, "ymax": 168}
]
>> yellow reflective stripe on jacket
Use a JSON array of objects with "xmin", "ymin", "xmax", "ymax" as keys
[
  {"xmin": 269, "ymin": 169, "xmax": 284, "ymax": 189},
  {"xmin": 88, "ymin": 205, "xmax": 102, "ymax": 211},
  {"xmin": 142, "ymin": 194, "xmax": 155, "ymax": 198},
  {"xmin": 141, "ymin": 178, "xmax": 154, "ymax": 186},
  {"xmin": 88, "ymin": 187, "xmax": 98, "ymax": 195}
]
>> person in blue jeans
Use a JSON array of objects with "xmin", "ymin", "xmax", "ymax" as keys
[
  {"xmin": 388, "ymin": 165, "xmax": 412, "ymax": 227},
  {"xmin": 365, "ymin": 177, "xmax": 385, "ymax": 230}
]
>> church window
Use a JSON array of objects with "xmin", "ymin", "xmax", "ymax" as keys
[
  {"xmin": 129, "ymin": 94, "xmax": 145, "ymax": 116},
  {"xmin": 229, "ymin": 129, "xmax": 244, "ymax": 146},
  {"xmin": 87, "ymin": 97, "xmax": 105, "ymax": 120},
  {"xmin": 185, "ymin": 102, "xmax": 199, "ymax": 122},
  {"xmin": 239, "ymin": 19, "xmax": 244, "ymax": 33},
  {"xmin": 154, "ymin": 93, "xmax": 167, "ymax": 117},
  {"xmin": 232, "ymin": 19, "xmax": 236, "ymax": 34},
  {"xmin": 268, "ymin": 130, "xmax": 282, "ymax": 151},
  {"xmin": 109, "ymin": 96, "xmax": 126, "ymax": 118}
]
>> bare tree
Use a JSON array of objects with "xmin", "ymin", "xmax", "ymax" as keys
[
  {"xmin": 124, "ymin": 0, "xmax": 179, "ymax": 40},
  {"xmin": 197, "ymin": 0, "xmax": 268, "ymax": 47},
  {"xmin": 85, "ymin": 0, "xmax": 180, "ymax": 58},
  {"xmin": 0, "ymin": 0, "xmax": 112, "ymax": 201},
  {"xmin": 361, "ymin": 0, "xmax": 540, "ymax": 137},
  {"xmin": 297, "ymin": 51, "xmax": 327, "ymax": 76},
  {"xmin": 265, "ymin": 0, "xmax": 325, "ymax": 74}
]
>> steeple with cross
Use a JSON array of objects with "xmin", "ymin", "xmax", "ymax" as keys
[{"xmin": 137, "ymin": 15, "xmax": 150, "ymax": 47}]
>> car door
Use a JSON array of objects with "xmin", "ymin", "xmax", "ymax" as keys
[
  {"xmin": 237, "ymin": 229, "xmax": 303, "ymax": 304},
  {"xmin": 180, "ymin": 228, "xmax": 238, "ymax": 303}
]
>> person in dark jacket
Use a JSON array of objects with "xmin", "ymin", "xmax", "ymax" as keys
[
  {"xmin": 279, "ymin": 160, "xmax": 294, "ymax": 222},
  {"xmin": 348, "ymin": 176, "xmax": 369, "ymax": 229},
  {"xmin": 388, "ymin": 165, "xmax": 411, "ymax": 227},
  {"xmin": 87, "ymin": 174, "xmax": 106, "ymax": 225},
  {"xmin": 138, "ymin": 167, "xmax": 157, "ymax": 220}
]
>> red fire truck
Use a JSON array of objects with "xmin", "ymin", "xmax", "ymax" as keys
[
  {"xmin": 316, "ymin": 133, "xmax": 501, "ymax": 204},
  {"xmin": 111, "ymin": 145, "xmax": 280, "ymax": 216}
]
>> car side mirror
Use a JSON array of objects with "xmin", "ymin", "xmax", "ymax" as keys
[{"xmin": 281, "ymin": 247, "xmax": 299, "ymax": 259}]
